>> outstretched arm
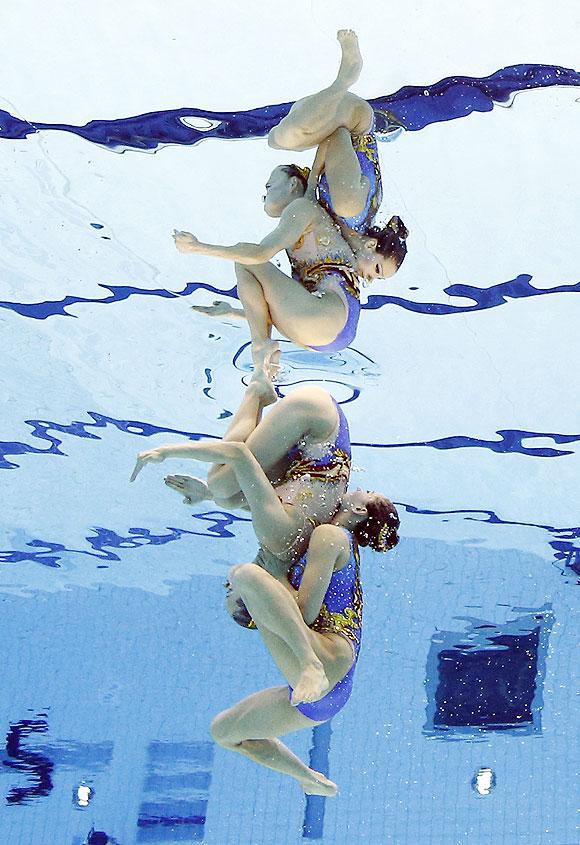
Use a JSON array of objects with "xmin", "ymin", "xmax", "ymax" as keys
[
  {"xmin": 131, "ymin": 440, "xmax": 304, "ymax": 557},
  {"xmin": 173, "ymin": 198, "xmax": 316, "ymax": 264},
  {"xmin": 130, "ymin": 440, "xmax": 239, "ymax": 483}
]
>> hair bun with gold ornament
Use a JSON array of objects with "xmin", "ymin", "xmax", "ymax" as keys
[{"xmin": 294, "ymin": 165, "xmax": 311, "ymax": 183}]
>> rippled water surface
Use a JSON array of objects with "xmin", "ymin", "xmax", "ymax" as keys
[{"xmin": 1, "ymin": 3, "xmax": 579, "ymax": 843}]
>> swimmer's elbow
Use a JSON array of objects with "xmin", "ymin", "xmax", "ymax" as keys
[{"xmin": 235, "ymin": 243, "xmax": 273, "ymax": 265}]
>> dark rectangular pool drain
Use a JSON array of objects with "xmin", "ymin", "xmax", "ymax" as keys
[
  {"xmin": 424, "ymin": 608, "xmax": 553, "ymax": 738},
  {"xmin": 137, "ymin": 741, "xmax": 214, "ymax": 842}
]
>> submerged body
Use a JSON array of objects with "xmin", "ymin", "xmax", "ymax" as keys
[
  {"xmin": 180, "ymin": 30, "xmax": 405, "ymax": 374},
  {"xmin": 285, "ymin": 206, "xmax": 363, "ymax": 353},
  {"xmin": 131, "ymin": 382, "xmax": 399, "ymax": 795},
  {"xmin": 215, "ymin": 519, "xmax": 367, "ymax": 796},
  {"xmin": 133, "ymin": 28, "xmax": 406, "ymax": 796},
  {"xmin": 288, "ymin": 528, "xmax": 362, "ymax": 721},
  {"xmin": 135, "ymin": 383, "xmax": 353, "ymax": 568}
]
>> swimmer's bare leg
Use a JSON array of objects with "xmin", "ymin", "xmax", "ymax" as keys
[
  {"xmin": 163, "ymin": 375, "xmax": 276, "ymax": 507},
  {"xmin": 229, "ymin": 563, "xmax": 330, "ymax": 705},
  {"xmin": 211, "ymin": 686, "xmax": 337, "ymax": 795},
  {"xmin": 334, "ymin": 28, "xmax": 363, "ymax": 88},
  {"xmin": 320, "ymin": 126, "xmax": 371, "ymax": 218},
  {"xmin": 224, "ymin": 379, "xmax": 278, "ymax": 441},
  {"xmin": 268, "ymin": 30, "xmax": 371, "ymax": 152},
  {"xmin": 233, "ymin": 262, "xmax": 280, "ymax": 378},
  {"xmin": 206, "ymin": 378, "xmax": 277, "ymax": 498},
  {"xmin": 234, "ymin": 260, "xmax": 347, "ymax": 362}
]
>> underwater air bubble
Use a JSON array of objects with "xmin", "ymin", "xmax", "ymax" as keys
[
  {"xmin": 471, "ymin": 767, "xmax": 496, "ymax": 796},
  {"xmin": 73, "ymin": 782, "xmax": 94, "ymax": 807}
]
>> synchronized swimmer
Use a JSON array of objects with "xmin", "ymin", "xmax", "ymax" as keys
[
  {"xmin": 174, "ymin": 30, "xmax": 408, "ymax": 381},
  {"xmin": 131, "ymin": 382, "xmax": 399, "ymax": 795}
]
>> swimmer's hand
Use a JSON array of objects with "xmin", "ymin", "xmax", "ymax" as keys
[
  {"xmin": 173, "ymin": 230, "xmax": 201, "ymax": 253},
  {"xmin": 130, "ymin": 448, "xmax": 166, "ymax": 482}
]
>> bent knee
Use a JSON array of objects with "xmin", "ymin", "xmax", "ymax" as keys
[
  {"xmin": 329, "ymin": 189, "xmax": 367, "ymax": 220},
  {"xmin": 207, "ymin": 467, "xmax": 239, "ymax": 501},
  {"xmin": 267, "ymin": 122, "xmax": 304, "ymax": 151},
  {"xmin": 230, "ymin": 562, "xmax": 262, "ymax": 591},
  {"xmin": 353, "ymin": 98, "xmax": 374, "ymax": 133},
  {"xmin": 281, "ymin": 385, "xmax": 335, "ymax": 422},
  {"xmin": 267, "ymin": 127, "xmax": 284, "ymax": 150},
  {"xmin": 282, "ymin": 384, "xmax": 329, "ymax": 408}
]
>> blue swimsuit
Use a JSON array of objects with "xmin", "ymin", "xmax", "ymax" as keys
[
  {"xmin": 228, "ymin": 400, "xmax": 351, "ymax": 630},
  {"xmin": 282, "ymin": 399, "xmax": 351, "ymax": 486},
  {"xmin": 287, "ymin": 531, "xmax": 362, "ymax": 722},
  {"xmin": 287, "ymin": 119, "xmax": 381, "ymax": 353},
  {"xmin": 289, "ymin": 258, "xmax": 361, "ymax": 354}
]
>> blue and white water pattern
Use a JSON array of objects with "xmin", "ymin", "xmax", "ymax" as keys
[{"xmin": 0, "ymin": 3, "xmax": 578, "ymax": 844}]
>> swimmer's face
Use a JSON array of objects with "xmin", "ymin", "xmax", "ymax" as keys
[
  {"xmin": 356, "ymin": 240, "xmax": 398, "ymax": 282},
  {"xmin": 263, "ymin": 167, "xmax": 295, "ymax": 218}
]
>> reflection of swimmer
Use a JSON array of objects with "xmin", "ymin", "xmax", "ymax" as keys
[
  {"xmin": 133, "ymin": 382, "xmax": 353, "ymax": 570},
  {"xmin": 131, "ymin": 386, "xmax": 399, "ymax": 795},
  {"xmin": 175, "ymin": 31, "xmax": 407, "ymax": 372},
  {"xmin": 84, "ymin": 829, "xmax": 118, "ymax": 845}
]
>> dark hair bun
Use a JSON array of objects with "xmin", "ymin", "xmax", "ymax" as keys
[
  {"xmin": 367, "ymin": 217, "xmax": 408, "ymax": 269},
  {"xmin": 387, "ymin": 215, "xmax": 409, "ymax": 240},
  {"xmin": 353, "ymin": 498, "xmax": 400, "ymax": 552}
]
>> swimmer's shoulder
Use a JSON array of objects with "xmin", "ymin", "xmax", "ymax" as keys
[
  {"xmin": 281, "ymin": 195, "xmax": 318, "ymax": 224},
  {"xmin": 310, "ymin": 523, "xmax": 351, "ymax": 571}
]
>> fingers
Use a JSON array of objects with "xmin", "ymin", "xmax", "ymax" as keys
[
  {"xmin": 173, "ymin": 231, "xmax": 195, "ymax": 254},
  {"xmin": 164, "ymin": 474, "xmax": 187, "ymax": 491},
  {"xmin": 164, "ymin": 479, "xmax": 179, "ymax": 491},
  {"xmin": 129, "ymin": 457, "xmax": 145, "ymax": 483},
  {"xmin": 130, "ymin": 449, "xmax": 164, "ymax": 482}
]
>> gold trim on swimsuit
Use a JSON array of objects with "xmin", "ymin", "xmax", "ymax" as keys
[
  {"xmin": 300, "ymin": 545, "xmax": 363, "ymax": 647},
  {"xmin": 298, "ymin": 261, "xmax": 361, "ymax": 300},
  {"xmin": 282, "ymin": 446, "xmax": 352, "ymax": 487}
]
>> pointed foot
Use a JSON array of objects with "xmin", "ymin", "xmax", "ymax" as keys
[{"xmin": 301, "ymin": 770, "xmax": 338, "ymax": 797}]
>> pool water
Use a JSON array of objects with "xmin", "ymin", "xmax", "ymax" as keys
[{"xmin": 1, "ymin": 3, "xmax": 579, "ymax": 843}]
